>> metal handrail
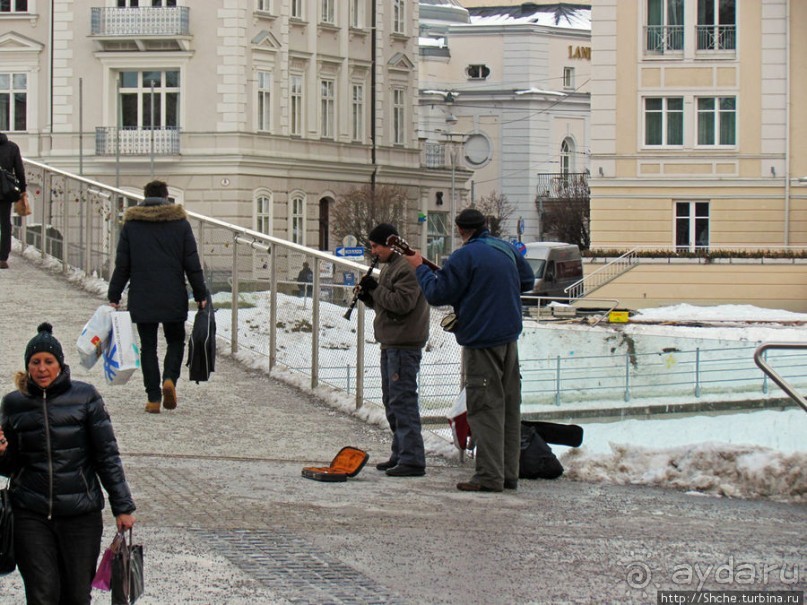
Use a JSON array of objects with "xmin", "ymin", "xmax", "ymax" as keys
[
  {"xmin": 753, "ymin": 342, "xmax": 807, "ymax": 412},
  {"xmin": 565, "ymin": 248, "xmax": 638, "ymax": 301}
]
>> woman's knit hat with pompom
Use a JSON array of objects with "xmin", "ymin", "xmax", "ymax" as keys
[{"xmin": 24, "ymin": 322, "xmax": 65, "ymax": 367}]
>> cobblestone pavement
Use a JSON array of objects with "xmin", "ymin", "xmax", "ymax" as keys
[{"xmin": 1, "ymin": 253, "xmax": 805, "ymax": 604}]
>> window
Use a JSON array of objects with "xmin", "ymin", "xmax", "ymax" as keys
[
  {"xmin": 646, "ymin": 0, "xmax": 684, "ymax": 53},
  {"xmin": 290, "ymin": 0, "xmax": 302, "ymax": 19},
  {"xmin": 0, "ymin": 0, "xmax": 27, "ymax": 11},
  {"xmin": 644, "ymin": 97, "xmax": 683, "ymax": 146},
  {"xmin": 392, "ymin": 88, "xmax": 405, "ymax": 145},
  {"xmin": 560, "ymin": 139, "xmax": 573, "ymax": 176},
  {"xmin": 320, "ymin": 79, "xmax": 334, "ymax": 139},
  {"xmin": 351, "ymin": 83, "xmax": 364, "ymax": 141},
  {"xmin": 256, "ymin": 193, "xmax": 272, "ymax": 235},
  {"xmin": 675, "ymin": 202, "xmax": 709, "ymax": 251},
  {"xmin": 697, "ymin": 97, "xmax": 735, "ymax": 146},
  {"xmin": 256, "ymin": 0, "xmax": 271, "ymax": 12},
  {"xmin": 392, "ymin": 0, "xmax": 405, "ymax": 35},
  {"xmin": 427, "ymin": 211, "xmax": 450, "ymax": 263},
  {"xmin": 0, "ymin": 73, "xmax": 27, "ymax": 131},
  {"xmin": 466, "ymin": 64, "xmax": 490, "ymax": 80},
  {"xmin": 563, "ymin": 67, "xmax": 575, "ymax": 89},
  {"xmin": 257, "ymin": 71, "xmax": 272, "ymax": 132},
  {"xmin": 290, "ymin": 75, "xmax": 303, "ymax": 136},
  {"xmin": 321, "ymin": 0, "xmax": 334, "ymax": 24},
  {"xmin": 350, "ymin": 0, "xmax": 362, "ymax": 28},
  {"xmin": 290, "ymin": 194, "xmax": 306, "ymax": 245},
  {"xmin": 119, "ymin": 70, "xmax": 179, "ymax": 129},
  {"xmin": 697, "ymin": 0, "xmax": 736, "ymax": 50}
]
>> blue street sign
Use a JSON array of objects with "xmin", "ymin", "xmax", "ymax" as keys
[
  {"xmin": 513, "ymin": 241, "xmax": 527, "ymax": 256},
  {"xmin": 335, "ymin": 246, "xmax": 365, "ymax": 257}
]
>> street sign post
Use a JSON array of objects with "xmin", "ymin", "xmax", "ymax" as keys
[{"xmin": 335, "ymin": 246, "xmax": 365, "ymax": 258}]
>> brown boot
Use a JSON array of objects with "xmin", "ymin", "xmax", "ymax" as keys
[
  {"xmin": 162, "ymin": 379, "xmax": 177, "ymax": 410},
  {"xmin": 145, "ymin": 401, "xmax": 161, "ymax": 414}
]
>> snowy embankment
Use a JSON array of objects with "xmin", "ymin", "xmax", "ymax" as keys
[{"xmin": 48, "ymin": 251, "xmax": 807, "ymax": 504}]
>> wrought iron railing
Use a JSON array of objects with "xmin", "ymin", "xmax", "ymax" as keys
[
  {"xmin": 535, "ymin": 172, "xmax": 589, "ymax": 200},
  {"xmin": 696, "ymin": 25, "xmax": 736, "ymax": 51},
  {"xmin": 644, "ymin": 25, "xmax": 684, "ymax": 54},
  {"xmin": 95, "ymin": 127, "xmax": 180, "ymax": 156},
  {"xmin": 91, "ymin": 6, "xmax": 190, "ymax": 36},
  {"xmin": 422, "ymin": 142, "xmax": 448, "ymax": 169}
]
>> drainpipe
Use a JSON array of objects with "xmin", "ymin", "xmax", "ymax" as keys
[
  {"xmin": 370, "ymin": 0, "xmax": 377, "ymax": 192},
  {"xmin": 49, "ymin": 0, "xmax": 55, "ymax": 147},
  {"xmin": 783, "ymin": 0, "xmax": 791, "ymax": 245}
]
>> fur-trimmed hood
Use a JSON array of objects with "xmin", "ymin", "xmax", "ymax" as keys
[{"xmin": 124, "ymin": 201, "xmax": 187, "ymax": 223}]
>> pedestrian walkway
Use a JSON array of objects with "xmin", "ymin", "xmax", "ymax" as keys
[{"xmin": 1, "ymin": 253, "xmax": 805, "ymax": 604}]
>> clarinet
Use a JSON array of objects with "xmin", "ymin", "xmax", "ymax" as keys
[{"xmin": 344, "ymin": 255, "xmax": 379, "ymax": 320}]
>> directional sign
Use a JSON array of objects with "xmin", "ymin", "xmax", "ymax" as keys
[{"xmin": 335, "ymin": 246, "xmax": 365, "ymax": 258}]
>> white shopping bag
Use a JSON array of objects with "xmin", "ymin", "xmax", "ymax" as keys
[
  {"xmin": 77, "ymin": 305, "xmax": 115, "ymax": 370},
  {"xmin": 102, "ymin": 312, "xmax": 141, "ymax": 385}
]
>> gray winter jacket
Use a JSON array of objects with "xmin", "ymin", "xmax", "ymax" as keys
[{"xmin": 365, "ymin": 253, "xmax": 429, "ymax": 349}]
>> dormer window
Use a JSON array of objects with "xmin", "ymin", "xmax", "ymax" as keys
[{"xmin": 466, "ymin": 64, "xmax": 490, "ymax": 80}]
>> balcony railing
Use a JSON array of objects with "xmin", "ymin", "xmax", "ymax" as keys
[
  {"xmin": 95, "ymin": 127, "xmax": 180, "ymax": 156},
  {"xmin": 91, "ymin": 6, "xmax": 190, "ymax": 37},
  {"xmin": 644, "ymin": 25, "xmax": 684, "ymax": 55},
  {"xmin": 696, "ymin": 25, "xmax": 736, "ymax": 52},
  {"xmin": 422, "ymin": 142, "xmax": 448, "ymax": 169},
  {"xmin": 535, "ymin": 172, "xmax": 589, "ymax": 200}
]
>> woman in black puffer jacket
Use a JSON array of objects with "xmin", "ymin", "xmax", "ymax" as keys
[{"xmin": 0, "ymin": 323, "xmax": 136, "ymax": 605}]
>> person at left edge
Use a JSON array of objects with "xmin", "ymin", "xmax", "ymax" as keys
[
  {"xmin": 357, "ymin": 223, "xmax": 430, "ymax": 477},
  {"xmin": 0, "ymin": 322, "xmax": 136, "ymax": 605},
  {"xmin": 108, "ymin": 180, "xmax": 207, "ymax": 414},
  {"xmin": 0, "ymin": 132, "xmax": 27, "ymax": 269}
]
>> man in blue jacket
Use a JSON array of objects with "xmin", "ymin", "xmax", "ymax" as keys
[{"xmin": 405, "ymin": 208, "xmax": 534, "ymax": 492}]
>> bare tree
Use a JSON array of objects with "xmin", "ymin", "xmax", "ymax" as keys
[
  {"xmin": 331, "ymin": 184, "xmax": 409, "ymax": 245},
  {"xmin": 465, "ymin": 191, "xmax": 514, "ymax": 238},
  {"xmin": 537, "ymin": 174, "xmax": 590, "ymax": 250}
]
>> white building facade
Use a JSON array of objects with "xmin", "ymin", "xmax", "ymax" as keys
[
  {"xmin": 419, "ymin": 2, "xmax": 591, "ymax": 249},
  {"xmin": 0, "ymin": 0, "xmax": 454, "ymax": 256}
]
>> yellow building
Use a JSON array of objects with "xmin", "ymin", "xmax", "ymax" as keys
[{"xmin": 588, "ymin": 0, "xmax": 807, "ymax": 311}]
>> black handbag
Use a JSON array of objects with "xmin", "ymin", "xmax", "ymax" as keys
[
  {"xmin": 111, "ymin": 529, "xmax": 144, "ymax": 605},
  {"xmin": 0, "ymin": 167, "xmax": 21, "ymax": 204},
  {"xmin": 0, "ymin": 484, "xmax": 14, "ymax": 576}
]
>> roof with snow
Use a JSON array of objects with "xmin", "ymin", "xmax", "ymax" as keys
[{"xmin": 467, "ymin": 2, "xmax": 591, "ymax": 30}]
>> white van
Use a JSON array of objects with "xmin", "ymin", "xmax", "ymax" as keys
[{"xmin": 522, "ymin": 242, "xmax": 583, "ymax": 300}]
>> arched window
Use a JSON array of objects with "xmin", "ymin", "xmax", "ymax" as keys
[
  {"xmin": 560, "ymin": 138, "xmax": 574, "ymax": 175},
  {"xmin": 255, "ymin": 191, "xmax": 272, "ymax": 235},
  {"xmin": 289, "ymin": 192, "xmax": 306, "ymax": 245}
]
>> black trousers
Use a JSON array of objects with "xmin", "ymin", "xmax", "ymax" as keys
[
  {"xmin": 14, "ymin": 507, "xmax": 103, "ymax": 605},
  {"xmin": 137, "ymin": 321, "xmax": 186, "ymax": 403},
  {"xmin": 0, "ymin": 200, "xmax": 12, "ymax": 261}
]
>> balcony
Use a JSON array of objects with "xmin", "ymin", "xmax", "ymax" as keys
[
  {"xmin": 644, "ymin": 25, "xmax": 684, "ymax": 56},
  {"xmin": 535, "ymin": 172, "xmax": 589, "ymax": 201},
  {"xmin": 95, "ymin": 127, "xmax": 180, "ymax": 156},
  {"xmin": 90, "ymin": 6, "xmax": 191, "ymax": 51},
  {"xmin": 696, "ymin": 25, "xmax": 736, "ymax": 55},
  {"xmin": 422, "ymin": 142, "xmax": 448, "ymax": 169}
]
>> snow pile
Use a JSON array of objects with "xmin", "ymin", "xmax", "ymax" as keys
[{"xmin": 563, "ymin": 442, "xmax": 807, "ymax": 503}]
